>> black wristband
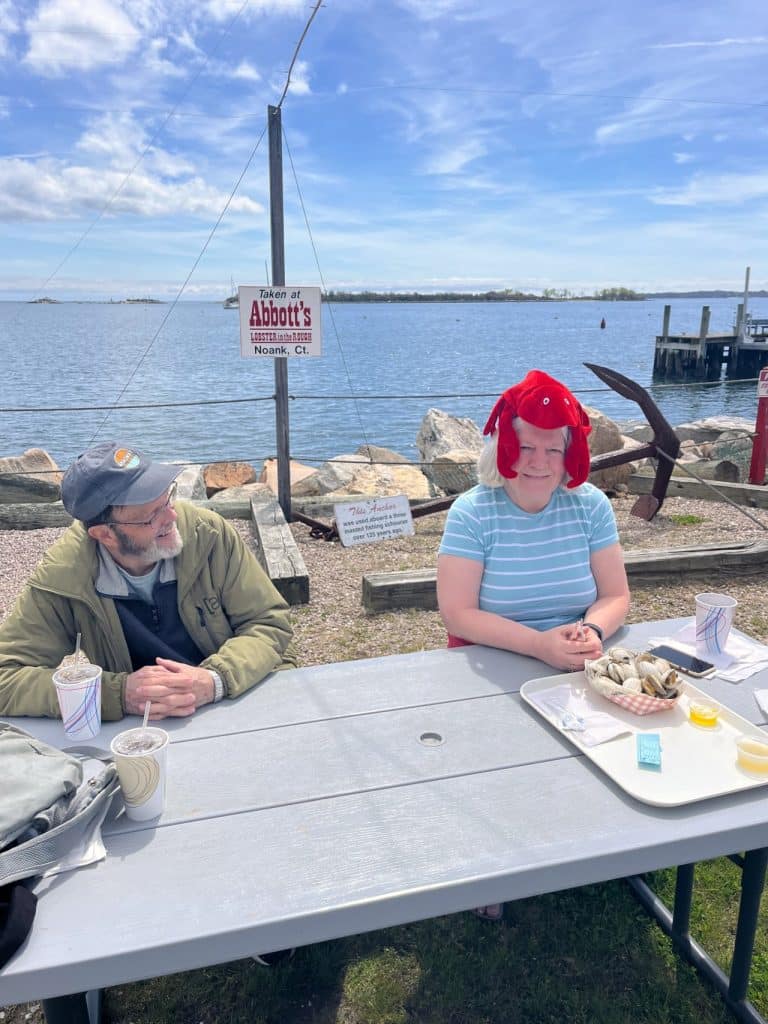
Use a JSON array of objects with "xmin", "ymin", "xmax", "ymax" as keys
[{"xmin": 583, "ymin": 621, "xmax": 604, "ymax": 642}]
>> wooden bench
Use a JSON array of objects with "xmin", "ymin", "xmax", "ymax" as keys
[
  {"xmin": 249, "ymin": 494, "xmax": 309, "ymax": 606},
  {"xmin": 362, "ymin": 539, "xmax": 768, "ymax": 613}
]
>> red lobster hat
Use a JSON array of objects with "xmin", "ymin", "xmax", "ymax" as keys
[{"xmin": 483, "ymin": 370, "xmax": 592, "ymax": 488}]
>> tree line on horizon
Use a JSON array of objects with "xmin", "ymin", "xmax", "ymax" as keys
[{"xmin": 322, "ymin": 286, "xmax": 767, "ymax": 303}]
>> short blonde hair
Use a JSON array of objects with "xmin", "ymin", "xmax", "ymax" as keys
[{"xmin": 477, "ymin": 419, "xmax": 570, "ymax": 489}]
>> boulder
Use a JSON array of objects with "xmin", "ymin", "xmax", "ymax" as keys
[
  {"xmin": 416, "ymin": 409, "xmax": 483, "ymax": 493},
  {"xmin": 209, "ymin": 482, "xmax": 273, "ymax": 503},
  {"xmin": 259, "ymin": 458, "xmax": 318, "ymax": 496},
  {"xmin": 292, "ymin": 446, "xmax": 433, "ymax": 501},
  {"xmin": 0, "ymin": 448, "xmax": 63, "ymax": 503},
  {"xmin": 584, "ymin": 405, "xmax": 631, "ymax": 492},
  {"xmin": 674, "ymin": 416, "xmax": 754, "ymax": 444},
  {"xmin": 428, "ymin": 450, "xmax": 478, "ymax": 495},
  {"xmin": 203, "ymin": 460, "xmax": 257, "ymax": 497},
  {"xmin": 172, "ymin": 464, "xmax": 208, "ymax": 502}
]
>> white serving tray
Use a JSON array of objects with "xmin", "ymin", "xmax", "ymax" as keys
[{"xmin": 520, "ymin": 673, "xmax": 768, "ymax": 807}]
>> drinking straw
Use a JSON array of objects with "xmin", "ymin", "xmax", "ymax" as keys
[
  {"xmin": 142, "ymin": 701, "xmax": 151, "ymax": 730},
  {"xmin": 74, "ymin": 632, "xmax": 81, "ymax": 662}
]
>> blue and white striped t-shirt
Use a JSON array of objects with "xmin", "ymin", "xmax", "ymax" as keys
[{"xmin": 438, "ymin": 482, "xmax": 619, "ymax": 632}]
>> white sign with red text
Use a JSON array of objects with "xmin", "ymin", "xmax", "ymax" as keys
[
  {"xmin": 239, "ymin": 285, "xmax": 322, "ymax": 358},
  {"xmin": 758, "ymin": 367, "xmax": 768, "ymax": 399},
  {"xmin": 334, "ymin": 495, "xmax": 415, "ymax": 548}
]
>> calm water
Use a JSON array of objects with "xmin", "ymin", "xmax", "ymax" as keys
[{"xmin": 2, "ymin": 297, "xmax": 765, "ymax": 470}]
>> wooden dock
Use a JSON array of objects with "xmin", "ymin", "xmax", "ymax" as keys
[{"xmin": 653, "ymin": 304, "xmax": 768, "ymax": 380}]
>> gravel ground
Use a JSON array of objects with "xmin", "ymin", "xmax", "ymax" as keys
[{"xmin": 1, "ymin": 493, "xmax": 766, "ymax": 654}]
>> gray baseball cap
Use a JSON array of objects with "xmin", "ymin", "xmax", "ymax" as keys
[{"xmin": 61, "ymin": 442, "xmax": 180, "ymax": 522}]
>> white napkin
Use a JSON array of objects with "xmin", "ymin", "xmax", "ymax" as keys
[
  {"xmin": 755, "ymin": 690, "xmax": 768, "ymax": 717},
  {"xmin": 530, "ymin": 684, "xmax": 632, "ymax": 748},
  {"xmin": 648, "ymin": 621, "xmax": 768, "ymax": 683}
]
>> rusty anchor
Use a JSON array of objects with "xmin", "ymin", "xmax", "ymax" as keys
[
  {"xmin": 293, "ymin": 362, "xmax": 681, "ymax": 537},
  {"xmin": 584, "ymin": 362, "xmax": 680, "ymax": 520}
]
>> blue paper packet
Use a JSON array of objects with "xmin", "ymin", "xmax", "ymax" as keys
[{"xmin": 637, "ymin": 733, "xmax": 662, "ymax": 772}]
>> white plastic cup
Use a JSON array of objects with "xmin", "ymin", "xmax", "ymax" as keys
[
  {"xmin": 110, "ymin": 727, "xmax": 169, "ymax": 821},
  {"xmin": 695, "ymin": 592, "xmax": 737, "ymax": 656},
  {"xmin": 52, "ymin": 663, "xmax": 102, "ymax": 740}
]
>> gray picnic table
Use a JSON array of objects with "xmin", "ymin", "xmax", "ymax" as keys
[{"xmin": 2, "ymin": 617, "xmax": 768, "ymax": 1024}]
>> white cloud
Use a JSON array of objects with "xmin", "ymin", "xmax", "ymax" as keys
[
  {"xmin": 424, "ymin": 138, "xmax": 486, "ymax": 175},
  {"xmin": 23, "ymin": 0, "xmax": 141, "ymax": 75},
  {"xmin": 650, "ymin": 171, "xmax": 768, "ymax": 206},
  {"xmin": 203, "ymin": 0, "xmax": 308, "ymax": 21},
  {"xmin": 0, "ymin": 156, "xmax": 264, "ymax": 221},
  {"xmin": 76, "ymin": 112, "xmax": 194, "ymax": 178},
  {"xmin": 651, "ymin": 36, "xmax": 768, "ymax": 50},
  {"xmin": 232, "ymin": 61, "xmax": 261, "ymax": 82},
  {"xmin": 0, "ymin": 0, "xmax": 19, "ymax": 57},
  {"xmin": 673, "ymin": 152, "xmax": 694, "ymax": 164}
]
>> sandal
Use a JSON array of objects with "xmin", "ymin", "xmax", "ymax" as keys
[{"xmin": 472, "ymin": 904, "xmax": 504, "ymax": 921}]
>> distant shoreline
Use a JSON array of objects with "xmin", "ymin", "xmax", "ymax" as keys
[{"xmin": 16, "ymin": 289, "xmax": 768, "ymax": 305}]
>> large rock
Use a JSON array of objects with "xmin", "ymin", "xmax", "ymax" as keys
[
  {"xmin": 259, "ymin": 458, "xmax": 318, "ymax": 495},
  {"xmin": 584, "ymin": 405, "xmax": 631, "ymax": 492},
  {"xmin": 172, "ymin": 464, "xmax": 208, "ymax": 502},
  {"xmin": 675, "ymin": 416, "xmax": 754, "ymax": 444},
  {"xmin": 292, "ymin": 446, "xmax": 432, "ymax": 500},
  {"xmin": 416, "ymin": 409, "xmax": 483, "ymax": 494},
  {"xmin": 0, "ymin": 448, "xmax": 62, "ymax": 503},
  {"xmin": 209, "ymin": 482, "xmax": 273, "ymax": 503},
  {"xmin": 203, "ymin": 460, "xmax": 257, "ymax": 497}
]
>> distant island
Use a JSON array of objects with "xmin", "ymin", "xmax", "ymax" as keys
[
  {"xmin": 323, "ymin": 287, "xmax": 646, "ymax": 303},
  {"xmin": 322, "ymin": 287, "xmax": 768, "ymax": 303}
]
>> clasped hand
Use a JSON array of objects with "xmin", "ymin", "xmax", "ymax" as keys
[
  {"xmin": 536, "ymin": 622, "xmax": 603, "ymax": 673},
  {"xmin": 124, "ymin": 657, "xmax": 214, "ymax": 719}
]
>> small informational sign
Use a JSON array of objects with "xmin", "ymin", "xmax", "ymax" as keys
[
  {"xmin": 758, "ymin": 367, "xmax": 768, "ymax": 399},
  {"xmin": 334, "ymin": 495, "xmax": 415, "ymax": 548},
  {"xmin": 239, "ymin": 285, "xmax": 322, "ymax": 358}
]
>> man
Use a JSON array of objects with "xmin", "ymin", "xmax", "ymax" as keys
[{"xmin": 0, "ymin": 442, "xmax": 297, "ymax": 721}]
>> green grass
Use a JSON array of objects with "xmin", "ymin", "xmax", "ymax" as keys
[
  {"xmin": 669, "ymin": 514, "xmax": 707, "ymax": 526},
  {"xmin": 78, "ymin": 861, "xmax": 762, "ymax": 1024}
]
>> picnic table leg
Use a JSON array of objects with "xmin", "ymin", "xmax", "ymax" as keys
[
  {"xmin": 42, "ymin": 988, "xmax": 102, "ymax": 1024},
  {"xmin": 728, "ymin": 848, "xmax": 768, "ymax": 1006},
  {"xmin": 671, "ymin": 862, "xmax": 694, "ymax": 945}
]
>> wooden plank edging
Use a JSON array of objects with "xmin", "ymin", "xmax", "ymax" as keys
[{"xmin": 361, "ymin": 540, "xmax": 768, "ymax": 614}]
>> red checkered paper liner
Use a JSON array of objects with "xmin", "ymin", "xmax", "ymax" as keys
[{"xmin": 604, "ymin": 691, "xmax": 679, "ymax": 716}]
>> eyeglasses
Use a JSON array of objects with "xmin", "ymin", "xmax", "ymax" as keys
[{"xmin": 106, "ymin": 482, "xmax": 177, "ymax": 529}]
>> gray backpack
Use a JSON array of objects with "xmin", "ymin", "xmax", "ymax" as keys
[{"xmin": 0, "ymin": 723, "xmax": 120, "ymax": 968}]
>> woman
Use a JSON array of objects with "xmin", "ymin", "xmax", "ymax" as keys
[
  {"xmin": 437, "ymin": 371, "xmax": 630, "ymax": 919},
  {"xmin": 438, "ymin": 369, "xmax": 629, "ymax": 669}
]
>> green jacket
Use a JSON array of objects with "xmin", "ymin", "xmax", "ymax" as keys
[{"xmin": 0, "ymin": 502, "xmax": 297, "ymax": 721}]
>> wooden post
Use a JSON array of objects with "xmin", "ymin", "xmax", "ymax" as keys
[
  {"xmin": 697, "ymin": 305, "xmax": 710, "ymax": 376},
  {"xmin": 268, "ymin": 104, "xmax": 291, "ymax": 521},
  {"xmin": 662, "ymin": 304, "xmax": 671, "ymax": 342}
]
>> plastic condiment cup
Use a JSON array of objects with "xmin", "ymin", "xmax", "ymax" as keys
[
  {"xmin": 688, "ymin": 699, "xmax": 721, "ymax": 729},
  {"xmin": 52, "ymin": 662, "xmax": 102, "ymax": 740},
  {"xmin": 110, "ymin": 727, "xmax": 169, "ymax": 821},
  {"xmin": 735, "ymin": 736, "xmax": 768, "ymax": 773}
]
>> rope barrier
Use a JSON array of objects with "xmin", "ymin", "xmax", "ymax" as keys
[{"xmin": 0, "ymin": 380, "xmax": 763, "ymax": 415}]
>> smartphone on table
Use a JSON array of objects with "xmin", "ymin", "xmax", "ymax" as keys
[{"xmin": 646, "ymin": 644, "xmax": 716, "ymax": 678}]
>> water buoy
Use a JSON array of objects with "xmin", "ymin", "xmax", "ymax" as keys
[{"xmin": 600, "ymin": 317, "xmax": 606, "ymax": 329}]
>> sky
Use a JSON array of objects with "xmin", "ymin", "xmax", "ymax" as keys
[{"xmin": 1, "ymin": 0, "xmax": 767, "ymax": 299}]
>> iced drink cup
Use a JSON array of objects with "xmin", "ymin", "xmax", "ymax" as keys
[
  {"xmin": 53, "ymin": 662, "xmax": 102, "ymax": 740},
  {"xmin": 695, "ymin": 592, "xmax": 737, "ymax": 657},
  {"xmin": 110, "ymin": 727, "xmax": 169, "ymax": 821}
]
